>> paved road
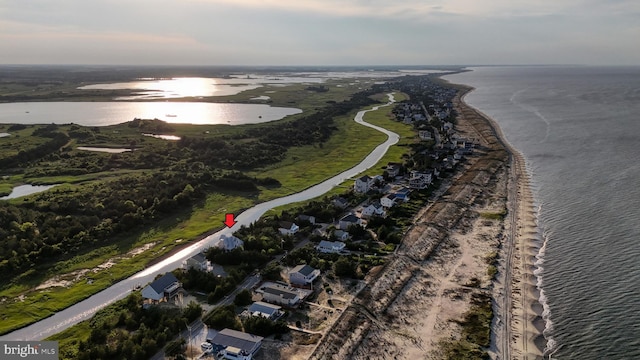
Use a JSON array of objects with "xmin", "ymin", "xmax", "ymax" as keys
[{"xmin": 1, "ymin": 94, "xmax": 400, "ymax": 342}]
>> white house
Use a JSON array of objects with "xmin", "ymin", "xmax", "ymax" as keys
[
  {"xmin": 183, "ymin": 252, "xmax": 209, "ymax": 271},
  {"xmin": 218, "ymin": 234, "xmax": 244, "ymax": 251},
  {"xmin": 209, "ymin": 328, "xmax": 263, "ymax": 360},
  {"xmin": 289, "ymin": 264, "xmax": 321, "ymax": 286},
  {"xmin": 278, "ymin": 221, "xmax": 299, "ymax": 236},
  {"xmin": 380, "ymin": 193, "xmax": 398, "ymax": 208},
  {"xmin": 246, "ymin": 301, "xmax": 283, "ymax": 320},
  {"xmin": 141, "ymin": 272, "xmax": 183, "ymax": 305},
  {"xmin": 409, "ymin": 171, "xmax": 433, "ymax": 190},
  {"xmin": 361, "ymin": 201, "xmax": 386, "ymax": 218},
  {"xmin": 261, "ymin": 284, "xmax": 301, "ymax": 307},
  {"xmin": 339, "ymin": 214, "xmax": 361, "ymax": 230},
  {"xmin": 316, "ymin": 240, "xmax": 346, "ymax": 254},
  {"xmin": 354, "ymin": 175, "xmax": 374, "ymax": 193}
]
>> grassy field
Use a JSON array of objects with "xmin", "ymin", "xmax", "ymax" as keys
[
  {"xmin": 265, "ymin": 91, "xmax": 416, "ymax": 215},
  {"xmin": 0, "ymin": 88, "xmax": 410, "ymax": 335}
]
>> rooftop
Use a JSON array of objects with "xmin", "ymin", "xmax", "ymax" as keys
[
  {"xmin": 290, "ymin": 264, "xmax": 317, "ymax": 276},
  {"xmin": 263, "ymin": 286, "xmax": 298, "ymax": 300},
  {"xmin": 210, "ymin": 328, "xmax": 263, "ymax": 353},
  {"xmin": 149, "ymin": 272, "xmax": 179, "ymax": 294}
]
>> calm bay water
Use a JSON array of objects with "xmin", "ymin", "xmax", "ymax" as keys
[
  {"xmin": 0, "ymin": 102, "xmax": 301, "ymax": 126},
  {"xmin": 446, "ymin": 67, "xmax": 640, "ymax": 359}
]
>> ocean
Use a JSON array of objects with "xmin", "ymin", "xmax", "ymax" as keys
[{"xmin": 446, "ymin": 66, "xmax": 640, "ymax": 359}]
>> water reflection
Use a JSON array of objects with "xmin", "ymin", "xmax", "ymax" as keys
[
  {"xmin": 0, "ymin": 102, "xmax": 302, "ymax": 126},
  {"xmin": 0, "ymin": 184, "xmax": 58, "ymax": 200}
]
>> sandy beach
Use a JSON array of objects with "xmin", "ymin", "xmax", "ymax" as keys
[
  {"xmin": 301, "ymin": 83, "xmax": 545, "ymax": 360},
  {"xmin": 460, "ymin": 85, "xmax": 546, "ymax": 359}
]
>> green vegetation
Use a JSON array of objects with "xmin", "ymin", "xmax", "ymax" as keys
[
  {"xmin": 0, "ymin": 80, "xmax": 395, "ymax": 334},
  {"xmin": 440, "ymin": 293, "xmax": 493, "ymax": 360},
  {"xmin": 48, "ymin": 293, "xmax": 201, "ymax": 360},
  {"xmin": 479, "ymin": 208, "xmax": 507, "ymax": 220}
]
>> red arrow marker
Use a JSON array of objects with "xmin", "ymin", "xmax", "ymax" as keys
[{"xmin": 223, "ymin": 213, "xmax": 237, "ymax": 228}]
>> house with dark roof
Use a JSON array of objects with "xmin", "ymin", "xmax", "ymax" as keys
[
  {"xmin": 141, "ymin": 272, "xmax": 183, "ymax": 305},
  {"xmin": 381, "ymin": 193, "xmax": 398, "ymax": 208},
  {"xmin": 361, "ymin": 201, "xmax": 386, "ymax": 218},
  {"xmin": 339, "ymin": 213, "xmax": 361, "ymax": 230},
  {"xmin": 316, "ymin": 240, "xmax": 346, "ymax": 254},
  {"xmin": 332, "ymin": 196, "xmax": 349, "ymax": 209},
  {"xmin": 354, "ymin": 175, "xmax": 374, "ymax": 193},
  {"xmin": 289, "ymin": 264, "xmax": 320, "ymax": 286},
  {"xmin": 245, "ymin": 301, "xmax": 283, "ymax": 320},
  {"xmin": 183, "ymin": 252, "xmax": 209, "ymax": 271},
  {"xmin": 261, "ymin": 284, "xmax": 301, "ymax": 307},
  {"xmin": 209, "ymin": 328, "xmax": 263, "ymax": 360},
  {"xmin": 278, "ymin": 221, "xmax": 299, "ymax": 236}
]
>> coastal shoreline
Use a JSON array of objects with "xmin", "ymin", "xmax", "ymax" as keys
[{"xmin": 457, "ymin": 85, "xmax": 546, "ymax": 359}]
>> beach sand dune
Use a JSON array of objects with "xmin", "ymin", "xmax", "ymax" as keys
[{"xmin": 308, "ymin": 82, "xmax": 544, "ymax": 359}]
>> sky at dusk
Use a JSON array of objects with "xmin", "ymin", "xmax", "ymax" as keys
[{"xmin": 1, "ymin": 0, "xmax": 639, "ymax": 66}]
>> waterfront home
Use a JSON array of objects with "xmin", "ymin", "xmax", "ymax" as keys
[
  {"xmin": 289, "ymin": 264, "xmax": 321, "ymax": 286},
  {"xmin": 209, "ymin": 328, "xmax": 263, "ymax": 360},
  {"xmin": 278, "ymin": 221, "xmax": 299, "ymax": 236},
  {"xmin": 338, "ymin": 214, "xmax": 361, "ymax": 230},
  {"xmin": 316, "ymin": 240, "xmax": 347, "ymax": 254},
  {"xmin": 183, "ymin": 252, "xmax": 209, "ymax": 271},
  {"xmin": 141, "ymin": 272, "xmax": 183, "ymax": 305},
  {"xmin": 354, "ymin": 175, "xmax": 374, "ymax": 193},
  {"xmin": 218, "ymin": 234, "xmax": 244, "ymax": 251},
  {"xmin": 261, "ymin": 284, "xmax": 301, "ymax": 307}
]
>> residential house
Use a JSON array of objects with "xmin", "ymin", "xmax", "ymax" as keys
[
  {"xmin": 246, "ymin": 301, "xmax": 282, "ymax": 320},
  {"xmin": 361, "ymin": 201, "xmax": 386, "ymax": 218},
  {"xmin": 409, "ymin": 171, "xmax": 433, "ymax": 190},
  {"xmin": 385, "ymin": 163, "xmax": 402, "ymax": 178},
  {"xmin": 289, "ymin": 264, "xmax": 321, "ymax": 286},
  {"xmin": 261, "ymin": 284, "xmax": 301, "ymax": 307},
  {"xmin": 418, "ymin": 130, "xmax": 433, "ymax": 141},
  {"xmin": 278, "ymin": 221, "xmax": 299, "ymax": 236},
  {"xmin": 333, "ymin": 230, "xmax": 350, "ymax": 241},
  {"xmin": 296, "ymin": 214, "xmax": 316, "ymax": 225},
  {"xmin": 218, "ymin": 234, "xmax": 244, "ymax": 251},
  {"xmin": 183, "ymin": 252, "xmax": 209, "ymax": 271},
  {"xmin": 380, "ymin": 193, "xmax": 398, "ymax": 208},
  {"xmin": 209, "ymin": 328, "xmax": 263, "ymax": 360},
  {"xmin": 393, "ymin": 187, "xmax": 412, "ymax": 202},
  {"xmin": 316, "ymin": 240, "xmax": 346, "ymax": 254},
  {"xmin": 354, "ymin": 175, "xmax": 374, "ymax": 193},
  {"xmin": 332, "ymin": 197, "xmax": 349, "ymax": 209},
  {"xmin": 141, "ymin": 272, "xmax": 183, "ymax": 305},
  {"xmin": 339, "ymin": 214, "xmax": 362, "ymax": 230}
]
